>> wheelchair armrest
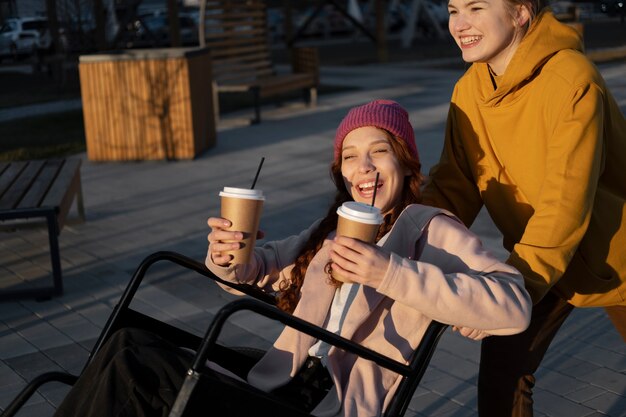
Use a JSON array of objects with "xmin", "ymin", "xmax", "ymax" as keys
[
  {"xmin": 120, "ymin": 251, "xmax": 276, "ymax": 306},
  {"xmin": 89, "ymin": 251, "xmax": 276, "ymax": 367},
  {"xmin": 194, "ymin": 298, "xmax": 439, "ymax": 376},
  {"xmin": 171, "ymin": 298, "xmax": 447, "ymax": 417}
]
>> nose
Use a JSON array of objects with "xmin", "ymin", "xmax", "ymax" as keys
[
  {"xmin": 450, "ymin": 14, "xmax": 470, "ymax": 33},
  {"xmin": 357, "ymin": 155, "xmax": 375, "ymax": 174}
]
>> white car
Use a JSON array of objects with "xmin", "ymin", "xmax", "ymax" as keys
[{"xmin": 0, "ymin": 17, "xmax": 52, "ymax": 61}]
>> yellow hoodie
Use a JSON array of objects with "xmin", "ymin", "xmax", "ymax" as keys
[{"xmin": 423, "ymin": 10, "xmax": 626, "ymax": 307}]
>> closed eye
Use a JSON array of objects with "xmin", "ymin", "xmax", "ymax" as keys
[{"xmin": 373, "ymin": 147, "xmax": 391, "ymax": 154}]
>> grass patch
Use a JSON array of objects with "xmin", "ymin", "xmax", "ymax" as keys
[
  {"xmin": 0, "ymin": 110, "xmax": 86, "ymax": 161},
  {"xmin": 0, "ymin": 69, "xmax": 81, "ymax": 109}
]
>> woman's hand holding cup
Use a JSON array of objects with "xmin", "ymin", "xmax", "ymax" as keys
[{"xmin": 208, "ymin": 217, "xmax": 264, "ymax": 266}]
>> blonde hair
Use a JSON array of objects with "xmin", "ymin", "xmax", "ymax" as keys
[{"xmin": 503, "ymin": 0, "xmax": 547, "ymax": 29}]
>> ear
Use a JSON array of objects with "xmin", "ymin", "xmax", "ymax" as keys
[{"xmin": 515, "ymin": 4, "xmax": 531, "ymax": 27}]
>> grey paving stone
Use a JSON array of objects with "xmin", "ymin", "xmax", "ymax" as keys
[
  {"xmin": 0, "ymin": 322, "xmax": 37, "ymax": 359},
  {"xmin": 566, "ymin": 384, "xmax": 612, "ymax": 404},
  {"xmin": 570, "ymin": 343, "xmax": 626, "ymax": 371},
  {"xmin": 582, "ymin": 391, "xmax": 626, "ymax": 417},
  {"xmin": 408, "ymin": 391, "xmax": 475, "ymax": 416},
  {"xmin": 43, "ymin": 343, "xmax": 90, "ymax": 374},
  {"xmin": 534, "ymin": 388, "xmax": 597, "ymax": 417},
  {"xmin": 5, "ymin": 398, "xmax": 54, "ymax": 417},
  {"xmin": 10, "ymin": 319, "xmax": 74, "ymax": 352},
  {"xmin": 579, "ymin": 367, "xmax": 626, "ymax": 394},
  {"xmin": 535, "ymin": 369, "xmax": 593, "ymax": 396},
  {"xmin": 4, "ymin": 351, "xmax": 60, "ymax": 381}
]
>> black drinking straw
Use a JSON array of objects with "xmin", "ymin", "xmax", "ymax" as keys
[
  {"xmin": 371, "ymin": 172, "xmax": 380, "ymax": 207},
  {"xmin": 251, "ymin": 157, "xmax": 265, "ymax": 189}
]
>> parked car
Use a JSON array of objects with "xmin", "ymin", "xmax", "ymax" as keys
[
  {"xmin": 128, "ymin": 13, "xmax": 199, "ymax": 47},
  {"xmin": 0, "ymin": 17, "xmax": 52, "ymax": 61},
  {"xmin": 600, "ymin": 0, "xmax": 624, "ymax": 15}
]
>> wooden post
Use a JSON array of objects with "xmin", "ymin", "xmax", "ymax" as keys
[
  {"xmin": 45, "ymin": 0, "xmax": 62, "ymax": 52},
  {"xmin": 283, "ymin": 0, "xmax": 294, "ymax": 48},
  {"xmin": 93, "ymin": 0, "xmax": 106, "ymax": 50},
  {"xmin": 376, "ymin": 0, "xmax": 388, "ymax": 62},
  {"xmin": 167, "ymin": 0, "xmax": 181, "ymax": 47},
  {"xmin": 199, "ymin": 0, "xmax": 206, "ymax": 47}
]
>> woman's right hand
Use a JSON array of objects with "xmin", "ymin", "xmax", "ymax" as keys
[
  {"xmin": 207, "ymin": 217, "xmax": 243, "ymax": 266},
  {"xmin": 207, "ymin": 217, "xmax": 265, "ymax": 266}
]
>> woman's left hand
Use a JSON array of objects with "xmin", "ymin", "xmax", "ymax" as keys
[
  {"xmin": 329, "ymin": 236, "xmax": 390, "ymax": 287},
  {"xmin": 452, "ymin": 326, "xmax": 491, "ymax": 340}
]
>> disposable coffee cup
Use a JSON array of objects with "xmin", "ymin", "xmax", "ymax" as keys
[
  {"xmin": 332, "ymin": 201, "xmax": 383, "ymax": 282},
  {"xmin": 219, "ymin": 187, "xmax": 265, "ymax": 265}
]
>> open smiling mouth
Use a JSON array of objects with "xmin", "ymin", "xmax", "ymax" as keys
[
  {"xmin": 460, "ymin": 35, "xmax": 482, "ymax": 47},
  {"xmin": 357, "ymin": 180, "xmax": 383, "ymax": 197}
]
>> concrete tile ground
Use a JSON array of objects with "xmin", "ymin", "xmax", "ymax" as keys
[{"xmin": 1, "ymin": 51, "xmax": 625, "ymax": 416}]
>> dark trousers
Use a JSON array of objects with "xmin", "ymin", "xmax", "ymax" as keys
[
  {"xmin": 53, "ymin": 328, "xmax": 330, "ymax": 417},
  {"xmin": 478, "ymin": 291, "xmax": 626, "ymax": 417}
]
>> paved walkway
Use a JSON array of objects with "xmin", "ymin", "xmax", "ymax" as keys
[{"xmin": 1, "ymin": 57, "xmax": 625, "ymax": 417}]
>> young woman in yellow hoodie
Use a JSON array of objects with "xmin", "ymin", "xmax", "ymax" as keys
[{"xmin": 422, "ymin": 0, "xmax": 626, "ymax": 415}]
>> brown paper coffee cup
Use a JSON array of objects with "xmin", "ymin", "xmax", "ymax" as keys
[
  {"xmin": 332, "ymin": 202, "xmax": 383, "ymax": 283},
  {"xmin": 219, "ymin": 187, "xmax": 264, "ymax": 265}
]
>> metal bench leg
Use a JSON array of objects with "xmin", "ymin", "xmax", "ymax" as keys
[
  {"xmin": 251, "ymin": 87, "xmax": 261, "ymax": 124},
  {"xmin": 212, "ymin": 81, "xmax": 220, "ymax": 127},
  {"xmin": 0, "ymin": 208, "xmax": 63, "ymax": 301},
  {"xmin": 46, "ymin": 210, "xmax": 63, "ymax": 298},
  {"xmin": 304, "ymin": 87, "xmax": 317, "ymax": 107}
]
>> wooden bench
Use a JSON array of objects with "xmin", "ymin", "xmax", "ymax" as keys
[
  {"xmin": 0, "ymin": 158, "xmax": 85, "ymax": 300},
  {"xmin": 200, "ymin": 0, "xmax": 319, "ymax": 124}
]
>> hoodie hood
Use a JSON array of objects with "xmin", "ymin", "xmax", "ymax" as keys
[{"xmin": 480, "ymin": 10, "xmax": 583, "ymax": 106}]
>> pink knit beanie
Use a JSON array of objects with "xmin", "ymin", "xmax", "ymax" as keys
[{"xmin": 334, "ymin": 99, "xmax": 418, "ymax": 161}]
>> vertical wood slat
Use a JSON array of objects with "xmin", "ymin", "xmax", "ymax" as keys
[
  {"xmin": 0, "ymin": 161, "xmax": 46, "ymax": 210},
  {"xmin": 79, "ymin": 49, "xmax": 214, "ymax": 161}
]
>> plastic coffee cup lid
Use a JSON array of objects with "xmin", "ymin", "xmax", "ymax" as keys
[
  {"xmin": 337, "ymin": 201, "xmax": 383, "ymax": 224},
  {"xmin": 219, "ymin": 187, "xmax": 265, "ymax": 200}
]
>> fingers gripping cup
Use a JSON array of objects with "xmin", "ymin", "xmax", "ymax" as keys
[
  {"xmin": 332, "ymin": 201, "xmax": 384, "ymax": 282},
  {"xmin": 219, "ymin": 187, "xmax": 265, "ymax": 265}
]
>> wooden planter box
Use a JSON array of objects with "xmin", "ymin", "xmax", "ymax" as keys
[{"xmin": 79, "ymin": 47, "xmax": 215, "ymax": 161}]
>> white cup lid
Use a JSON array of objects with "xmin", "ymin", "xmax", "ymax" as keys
[
  {"xmin": 337, "ymin": 201, "xmax": 383, "ymax": 224},
  {"xmin": 219, "ymin": 187, "xmax": 265, "ymax": 200}
]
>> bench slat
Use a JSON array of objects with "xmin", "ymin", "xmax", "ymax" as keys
[
  {"xmin": 204, "ymin": 10, "xmax": 264, "ymax": 21},
  {"xmin": 204, "ymin": 37, "xmax": 267, "ymax": 50},
  {"xmin": 211, "ymin": 44, "xmax": 269, "ymax": 60},
  {"xmin": 205, "ymin": 19, "xmax": 265, "ymax": 30},
  {"xmin": 213, "ymin": 56, "xmax": 274, "ymax": 74},
  {"xmin": 204, "ymin": 27, "xmax": 267, "ymax": 41},
  {"xmin": 41, "ymin": 159, "xmax": 82, "ymax": 230},
  {"xmin": 0, "ymin": 162, "xmax": 9, "ymax": 176},
  {"xmin": 204, "ymin": 2, "xmax": 265, "ymax": 12},
  {"xmin": 217, "ymin": 68, "xmax": 274, "ymax": 83},
  {"xmin": 0, "ymin": 161, "xmax": 27, "ymax": 201},
  {"xmin": 18, "ymin": 159, "xmax": 64, "ymax": 209},
  {"xmin": 0, "ymin": 160, "xmax": 45, "ymax": 210}
]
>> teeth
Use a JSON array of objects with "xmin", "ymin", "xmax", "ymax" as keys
[
  {"xmin": 461, "ymin": 36, "xmax": 481, "ymax": 45},
  {"xmin": 359, "ymin": 181, "xmax": 380, "ymax": 191}
]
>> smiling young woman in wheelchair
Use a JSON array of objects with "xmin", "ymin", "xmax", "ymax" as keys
[{"xmin": 52, "ymin": 100, "xmax": 531, "ymax": 417}]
